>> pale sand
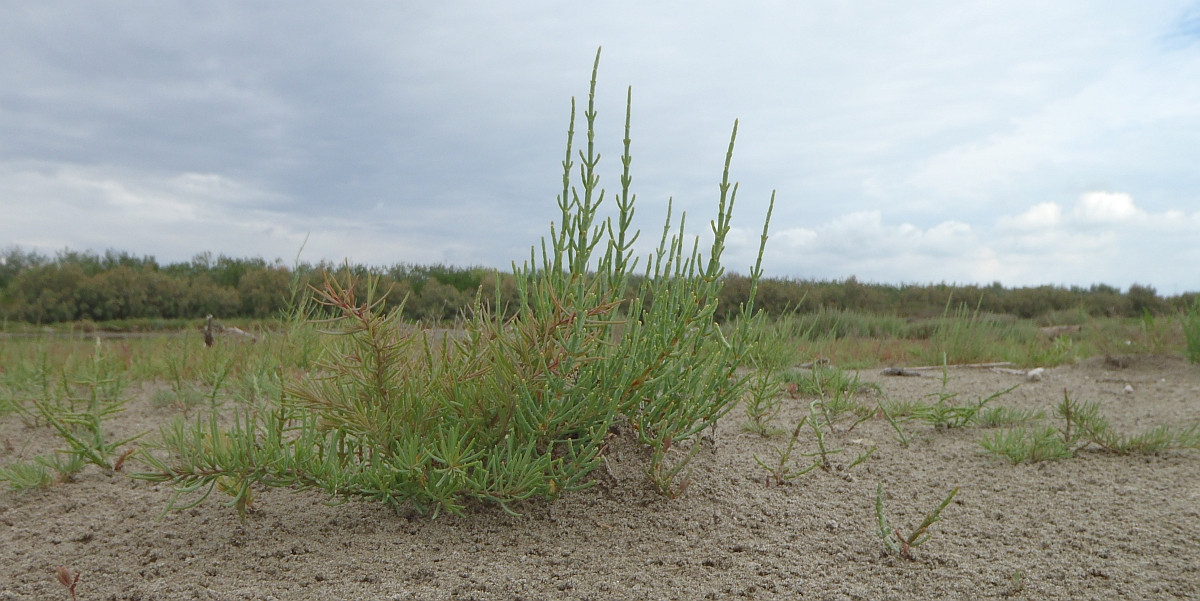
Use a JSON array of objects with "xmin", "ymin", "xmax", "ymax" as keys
[{"xmin": 3, "ymin": 355, "xmax": 1198, "ymax": 599}]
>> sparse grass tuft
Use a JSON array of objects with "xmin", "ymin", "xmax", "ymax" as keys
[
  {"xmin": 741, "ymin": 369, "xmax": 784, "ymax": 436},
  {"xmin": 977, "ymin": 405, "xmax": 1044, "ymax": 428},
  {"xmin": 754, "ymin": 400, "xmax": 874, "ymax": 486},
  {"xmin": 877, "ymin": 401, "xmax": 910, "ymax": 448},
  {"xmin": 0, "ymin": 460, "xmax": 55, "ymax": 491},
  {"xmin": 1184, "ymin": 298, "xmax": 1200, "ymax": 364},
  {"xmin": 979, "ymin": 425, "xmax": 1075, "ymax": 464},
  {"xmin": 753, "ymin": 416, "xmax": 817, "ymax": 486},
  {"xmin": 980, "ymin": 390, "xmax": 1200, "ymax": 463},
  {"xmin": 784, "ymin": 364, "xmax": 878, "ymax": 399},
  {"xmin": 876, "ymin": 483, "xmax": 959, "ymax": 560},
  {"xmin": 911, "ymin": 367, "xmax": 1017, "ymax": 429},
  {"xmin": 0, "ymin": 338, "xmax": 143, "ymax": 491}
]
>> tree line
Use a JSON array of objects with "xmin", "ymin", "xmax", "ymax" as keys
[{"xmin": 0, "ymin": 247, "xmax": 1194, "ymax": 326}]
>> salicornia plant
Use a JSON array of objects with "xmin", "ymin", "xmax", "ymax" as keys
[
  {"xmin": 875, "ymin": 483, "xmax": 959, "ymax": 560},
  {"xmin": 1, "ymin": 338, "xmax": 141, "ymax": 491},
  {"xmin": 980, "ymin": 390, "xmax": 1200, "ymax": 464},
  {"xmin": 135, "ymin": 47, "xmax": 775, "ymax": 516}
]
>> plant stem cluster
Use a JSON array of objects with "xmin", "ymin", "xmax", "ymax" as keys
[{"xmin": 133, "ymin": 48, "xmax": 775, "ymax": 516}]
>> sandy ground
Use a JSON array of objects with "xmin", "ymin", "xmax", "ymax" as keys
[{"xmin": 2, "ymin": 355, "xmax": 1199, "ymax": 600}]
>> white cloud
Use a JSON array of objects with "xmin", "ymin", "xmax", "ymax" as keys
[
  {"xmin": 907, "ymin": 50, "xmax": 1200, "ymax": 207},
  {"xmin": 999, "ymin": 202, "xmax": 1062, "ymax": 231},
  {"xmin": 1071, "ymin": 191, "xmax": 1142, "ymax": 224},
  {"xmin": 989, "ymin": 192, "xmax": 1200, "ymax": 291},
  {"xmin": 0, "ymin": 160, "xmax": 545, "ymax": 268},
  {"xmin": 742, "ymin": 210, "xmax": 988, "ymax": 283},
  {"xmin": 0, "ymin": 161, "xmax": 300, "ymax": 259},
  {"xmin": 729, "ymin": 191, "xmax": 1200, "ymax": 292}
]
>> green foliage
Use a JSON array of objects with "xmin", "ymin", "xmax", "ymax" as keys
[
  {"xmin": 1026, "ymin": 333, "xmax": 1077, "ymax": 367},
  {"xmin": 0, "ymin": 460, "xmax": 56, "ymax": 491},
  {"xmin": 877, "ymin": 401, "xmax": 910, "ymax": 448},
  {"xmin": 0, "ymin": 339, "xmax": 142, "ymax": 491},
  {"xmin": 754, "ymin": 400, "xmax": 874, "ymax": 486},
  {"xmin": 134, "ymin": 49, "xmax": 775, "ymax": 516},
  {"xmin": 979, "ymin": 425, "xmax": 1075, "ymax": 464},
  {"xmin": 24, "ymin": 341, "xmax": 143, "ymax": 471},
  {"xmin": 921, "ymin": 297, "xmax": 1027, "ymax": 366},
  {"xmin": 754, "ymin": 416, "xmax": 819, "ymax": 486},
  {"xmin": 784, "ymin": 364, "xmax": 878, "ymax": 400},
  {"xmin": 911, "ymin": 368, "xmax": 1017, "ymax": 429},
  {"xmin": 976, "ymin": 405, "xmax": 1044, "ymax": 427},
  {"xmin": 876, "ymin": 483, "xmax": 959, "ymax": 560},
  {"xmin": 980, "ymin": 391, "xmax": 1200, "ymax": 464},
  {"xmin": 741, "ymin": 369, "xmax": 784, "ymax": 436},
  {"xmin": 1183, "ymin": 298, "xmax": 1200, "ymax": 364},
  {"xmin": 734, "ymin": 312, "xmax": 811, "ymax": 371},
  {"xmin": 3, "ymin": 241, "xmax": 1195, "ymax": 329}
]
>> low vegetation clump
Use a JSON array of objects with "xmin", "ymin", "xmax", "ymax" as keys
[
  {"xmin": 0, "ymin": 339, "xmax": 142, "ymax": 490},
  {"xmin": 130, "ymin": 49, "xmax": 775, "ymax": 516},
  {"xmin": 1184, "ymin": 298, "xmax": 1200, "ymax": 364},
  {"xmin": 980, "ymin": 391, "xmax": 1200, "ymax": 464}
]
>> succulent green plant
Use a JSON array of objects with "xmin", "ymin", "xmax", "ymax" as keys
[
  {"xmin": 134, "ymin": 47, "xmax": 775, "ymax": 517},
  {"xmin": 980, "ymin": 390, "xmax": 1200, "ymax": 464},
  {"xmin": 876, "ymin": 483, "xmax": 959, "ymax": 560}
]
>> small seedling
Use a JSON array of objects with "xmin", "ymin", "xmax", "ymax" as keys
[
  {"xmin": 741, "ymin": 369, "xmax": 784, "ymax": 436},
  {"xmin": 808, "ymin": 403, "xmax": 836, "ymax": 470},
  {"xmin": 754, "ymin": 401, "xmax": 874, "ymax": 486},
  {"xmin": 875, "ymin": 482, "xmax": 959, "ymax": 560},
  {"xmin": 913, "ymin": 368, "xmax": 1016, "ymax": 429},
  {"xmin": 980, "ymin": 390, "xmax": 1200, "ymax": 463},
  {"xmin": 646, "ymin": 440, "xmax": 701, "ymax": 499},
  {"xmin": 1007, "ymin": 569, "xmax": 1025, "ymax": 596},
  {"xmin": 0, "ymin": 460, "xmax": 55, "ymax": 491},
  {"xmin": 847, "ymin": 445, "xmax": 876, "ymax": 469},
  {"xmin": 56, "ymin": 565, "xmax": 80, "ymax": 601},
  {"xmin": 877, "ymin": 401, "xmax": 910, "ymax": 448},
  {"xmin": 754, "ymin": 416, "xmax": 818, "ymax": 486},
  {"xmin": 977, "ymin": 405, "xmax": 1044, "ymax": 427}
]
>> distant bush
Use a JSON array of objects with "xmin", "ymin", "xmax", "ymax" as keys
[{"xmin": 0, "ymin": 250, "xmax": 1193, "ymax": 327}]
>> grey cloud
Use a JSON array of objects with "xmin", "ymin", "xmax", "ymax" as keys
[{"xmin": 3, "ymin": 2, "xmax": 1200, "ymax": 291}]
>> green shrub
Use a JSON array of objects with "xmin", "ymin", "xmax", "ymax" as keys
[
  {"xmin": 135, "ymin": 48, "xmax": 775, "ymax": 516},
  {"xmin": 1184, "ymin": 298, "xmax": 1200, "ymax": 364}
]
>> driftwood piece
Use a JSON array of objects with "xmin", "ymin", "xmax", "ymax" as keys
[
  {"xmin": 203, "ymin": 315, "xmax": 215, "ymax": 347},
  {"xmin": 202, "ymin": 314, "xmax": 257, "ymax": 347},
  {"xmin": 222, "ymin": 325, "xmax": 257, "ymax": 341},
  {"xmin": 991, "ymin": 366, "xmax": 1046, "ymax": 381},
  {"xmin": 1039, "ymin": 325, "xmax": 1083, "ymax": 337},
  {"xmin": 890, "ymin": 361, "xmax": 1013, "ymax": 371},
  {"xmin": 880, "ymin": 367, "xmax": 925, "ymax": 377},
  {"xmin": 796, "ymin": 359, "xmax": 831, "ymax": 369},
  {"xmin": 881, "ymin": 362, "xmax": 1015, "ymax": 378},
  {"xmin": 990, "ymin": 367, "xmax": 1026, "ymax": 376}
]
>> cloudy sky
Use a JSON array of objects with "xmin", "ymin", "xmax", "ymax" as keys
[{"xmin": 3, "ymin": 3, "xmax": 1199, "ymax": 293}]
